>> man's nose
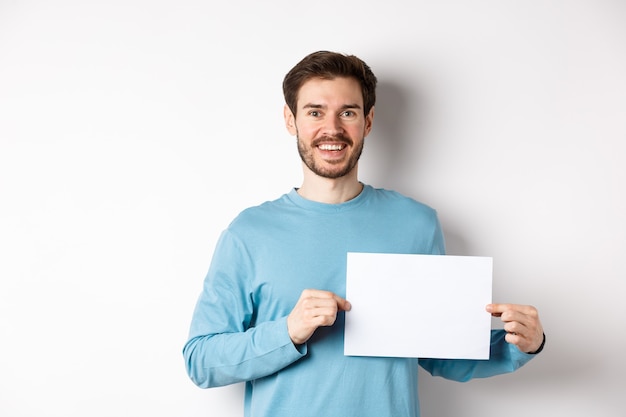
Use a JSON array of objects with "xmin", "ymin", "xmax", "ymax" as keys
[{"xmin": 322, "ymin": 116, "xmax": 344, "ymax": 136}]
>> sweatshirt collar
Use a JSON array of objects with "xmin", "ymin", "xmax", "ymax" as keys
[{"xmin": 286, "ymin": 183, "xmax": 371, "ymax": 213}]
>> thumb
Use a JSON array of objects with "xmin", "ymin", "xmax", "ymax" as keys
[{"xmin": 336, "ymin": 296, "xmax": 352, "ymax": 311}]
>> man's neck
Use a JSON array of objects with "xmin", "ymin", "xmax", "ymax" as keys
[{"xmin": 297, "ymin": 168, "xmax": 363, "ymax": 204}]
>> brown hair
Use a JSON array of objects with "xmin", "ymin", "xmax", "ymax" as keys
[{"xmin": 282, "ymin": 51, "xmax": 377, "ymax": 116}]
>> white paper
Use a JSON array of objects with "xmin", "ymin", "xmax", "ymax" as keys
[{"xmin": 344, "ymin": 252, "xmax": 492, "ymax": 359}]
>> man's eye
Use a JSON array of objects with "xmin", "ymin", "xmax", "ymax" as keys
[
  {"xmin": 309, "ymin": 111, "xmax": 320, "ymax": 117},
  {"xmin": 342, "ymin": 111, "xmax": 355, "ymax": 117}
]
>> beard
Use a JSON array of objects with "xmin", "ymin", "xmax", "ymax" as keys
[{"xmin": 297, "ymin": 133, "xmax": 364, "ymax": 179}]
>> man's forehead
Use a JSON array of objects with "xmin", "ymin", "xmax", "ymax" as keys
[{"xmin": 297, "ymin": 77, "xmax": 363, "ymax": 108}]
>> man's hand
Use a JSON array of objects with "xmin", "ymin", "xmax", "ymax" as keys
[
  {"xmin": 287, "ymin": 289, "xmax": 351, "ymax": 345},
  {"xmin": 486, "ymin": 303, "xmax": 545, "ymax": 353}
]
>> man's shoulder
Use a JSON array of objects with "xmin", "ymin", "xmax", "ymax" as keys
[
  {"xmin": 367, "ymin": 185, "xmax": 437, "ymax": 215},
  {"xmin": 228, "ymin": 192, "xmax": 292, "ymax": 228}
]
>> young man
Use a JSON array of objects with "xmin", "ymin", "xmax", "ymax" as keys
[{"xmin": 183, "ymin": 51, "xmax": 545, "ymax": 417}]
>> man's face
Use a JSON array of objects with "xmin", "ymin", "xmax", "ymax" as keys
[{"xmin": 284, "ymin": 77, "xmax": 374, "ymax": 179}]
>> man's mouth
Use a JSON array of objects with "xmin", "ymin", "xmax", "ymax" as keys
[{"xmin": 318, "ymin": 143, "xmax": 346, "ymax": 151}]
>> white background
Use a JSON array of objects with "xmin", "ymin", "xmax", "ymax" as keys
[{"xmin": 1, "ymin": 1, "xmax": 624, "ymax": 416}]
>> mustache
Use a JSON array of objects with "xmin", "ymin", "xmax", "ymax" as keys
[{"xmin": 311, "ymin": 134, "xmax": 353, "ymax": 147}]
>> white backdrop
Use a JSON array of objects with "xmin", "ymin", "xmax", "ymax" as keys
[{"xmin": 1, "ymin": 1, "xmax": 624, "ymax": 416}]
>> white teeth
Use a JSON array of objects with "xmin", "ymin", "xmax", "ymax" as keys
[{"xmin": 318, "ymin": 144, "xmax": 344, "ymax": 151}]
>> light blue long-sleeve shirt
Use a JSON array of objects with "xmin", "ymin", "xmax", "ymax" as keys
[{"xmin": 183, "ymin": 185, "xmax": 536, "ymax": 417}]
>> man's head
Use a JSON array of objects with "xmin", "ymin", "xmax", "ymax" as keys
[
  {"xmin": 283, "ymin": 51, "xmax": 377, "ymax": 118},
  {"xmin": 282, "ymin": 52, "xmax": 377, "ymax": 181}
]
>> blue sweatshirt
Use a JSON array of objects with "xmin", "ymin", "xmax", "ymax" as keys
[{"xmin": 183, "ymin": 185, "xmax": 535, "ymax": 417}]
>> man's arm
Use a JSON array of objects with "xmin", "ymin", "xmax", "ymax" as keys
[
  {"xmin": 182, "ymin": 230, "xmax": 305, "ymax": 388},
  {"xmin": 183, "ymin": 288, "xmax": 350, "ymax": 388},
  {"xmin": 182, "ymin": 231, "xmax": 351, "ymax": 388},
  {"xmin": 419, "ymin": 303, "xmax": 545, "ymax": 382}
]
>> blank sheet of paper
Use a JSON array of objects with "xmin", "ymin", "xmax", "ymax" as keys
[{"xmin": 344, "ymin": 253, "xmax": 493, "ymax": 359}]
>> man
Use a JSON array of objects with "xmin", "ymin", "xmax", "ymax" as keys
[{"xmin": 183, "ymin": 51, "xmax": 545, "ymax": 417}]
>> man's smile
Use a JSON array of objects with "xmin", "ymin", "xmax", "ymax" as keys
[{"xmin": 318, "ymin": 143, "xmax": 347, "ymax": 151}]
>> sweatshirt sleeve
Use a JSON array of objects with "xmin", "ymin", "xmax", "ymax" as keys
[
  {"xmin": 418, "ymin": 330, "xmax": 537, "ymax": 382},
  {"xmin": 182, "ymin": 230, "xmax": 306, "ymax": 388},
  {"xmin": 420, "ymin": 213, "xmax": 537, "ymax": 381}
]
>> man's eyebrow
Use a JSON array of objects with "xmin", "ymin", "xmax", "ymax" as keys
[
  {"xmin": 302, "ymin": 103, "xmax": 325, "ymax": 109},
  {"xmin": 301, "ymin": 103, "xmax": 362, "ymax": 110}
]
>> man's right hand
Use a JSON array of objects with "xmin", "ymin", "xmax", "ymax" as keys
[{"xmin": 287, "ymin": 289, "xmax": 352, "ymax": 345}]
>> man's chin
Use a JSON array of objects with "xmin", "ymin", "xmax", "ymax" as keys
[{"xmin": 310, "ymin": 163, "xmax": 356, "ymax": 179}]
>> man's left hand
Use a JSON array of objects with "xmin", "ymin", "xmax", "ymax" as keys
[{"xmin": 486, "ymin": 303, "xmax": 544, "ymax": 353}]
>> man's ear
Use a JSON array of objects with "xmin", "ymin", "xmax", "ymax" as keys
[
  {"xmin": 284, "ymin": 105, "xmax": 297, "ymax": 136},
  {"xmin": 364, "ymin": 106, "xmax": 375, "ymax": 137}
]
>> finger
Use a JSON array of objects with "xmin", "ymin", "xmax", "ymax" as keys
[
  {"xmin": 307, "ymin": 309, "xmax": 339, "ymax": 326},
  {"xmin": 301, "ymin": 289, "xmax": 351, "ymax": 311},
  {"xmin": 498, "ymin": 313, "xmax": 538, "ymax": 337},
  {"xmin": 504, "ymin": 331, "xmax": 524, "ymax": 346},
  {"xmin": 486, "ymin": 303, "xmax": 502, "ymax": 317},
  {"xmin": 503, "ymin": 321, "xmax": 527, "ymax": 336},
  {"xmin": 504, "ymin": 326, "xmax": 544, "ymax": 353},
  {"xmin": 300, "ymin": 297, "xmax": 336, "ymax": 314},
  {"xmin": 486, "ymin": 303, "xmax": 538, "ymax": 318},
  {"xmin": 301, "ymin": 289, "xmax": 337, "ymax": 299},
  {"xmin": 334, "ymin": 294, "xmax": 351, "ymax": 311},
  {"xmin": 309, "ymin": 296, "xmax": 350, "ymax": 315},
  {"xmin": 486, "ymin": 303, "xmax": 538, "ymax": 315}
]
